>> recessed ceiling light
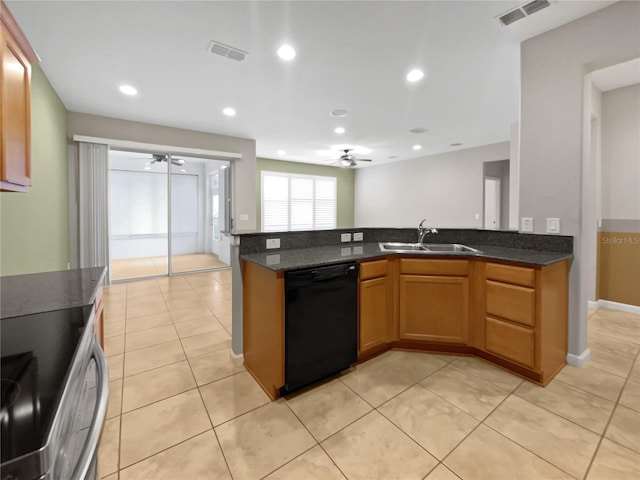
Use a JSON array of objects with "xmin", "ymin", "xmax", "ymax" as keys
[
  {"xmin": 388, "ymin": 156, "xmax": 398, "ymax": 159},
  {"xmin": 119, "ymin": 85, "xmax": 138, "ymax": 96},
  {"xmin": 222, "ymin": 107, "xmax": 236, "ymax": 116},
  {"xmin": 277, "ymin": 44, "xmax": 296, "ymax": 60},
  {"xmin": 180, "ymin": 169, "xmax": 187, "ymax": 173},
  {"xmin": 413, "ymin": 145, "xmax": 422, "ymax": 151},
  {"xmin": 450, "ymin": 143, "xmax": 463, "ymax": 147},
  {"xmin": 406, "ymin": 69, "xmax": 424, "ymax": 82},
  {"xmin": 334, "ymin": 127, "xmax": 345, "ymax": 134},
  {"xmin": 330, "ymin": 109, "xmax": 348, "ymax": 118},
  {"xmin": 409, "ymin": 127, "xmax": 428, "ymax": 134},
  {"xmin": 277, "ymin": 150, "xmax": 286, "ymax": 156},
  {"xmin": 144, "ymin": 166, "xmax": 151, "ymax": 170}
]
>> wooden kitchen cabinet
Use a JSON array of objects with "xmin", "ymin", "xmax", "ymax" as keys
[
  {"xmin": 398, "ymin": 259, "xmax": 469, "ymax": 344},
  {"xmin": 481, "ymin": 260, "xmax": 569, "ymax": 384},
  {"xmin": 358, "ymin": 259, "xmax": 394, "ymax": 358},
  {"xmin": 1, "ymin": 2, "xmax": 38, "ymax": 192}
]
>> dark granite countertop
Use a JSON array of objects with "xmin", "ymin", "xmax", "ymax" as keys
[
  {"xmin": 240, "ymin": 243, "xmax": 572, "ymax": 271},
  {"xmin": 0, "ymin": 267, "xmax": 107, "ymax": 319}
]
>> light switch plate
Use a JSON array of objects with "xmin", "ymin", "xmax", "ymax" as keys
[
  {"xmin": 546, "ymin": 218, "xmax": 560, "ymax": 234},
  {"xmin": 521, "ymin": 217, "xmax": 534, "ymax": 233},
  {"xmin": 266, "ymin": 238, "xmax": 280, "ymax": 249},
  {"xmin": 353, "ymin": 232, "xmax": 363, "ymax": 241},
  {"xmin": 341, "ymin": 233, "xmax": 351, "ymax": 242}
]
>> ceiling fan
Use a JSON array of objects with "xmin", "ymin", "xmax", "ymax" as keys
[
  {"xmin": 148, "ymin": 154, "xmax": 185, "ymax": 166},
  {"xmin": 335, "ymin": 149, "xmax": 373, "ymax": 168}
]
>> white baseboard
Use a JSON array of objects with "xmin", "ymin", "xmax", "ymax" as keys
[
  {"xmin": 229, "ymin": 350, "xmax": 244, "ymax": 366},
  {"xmin": 567, "ymin": 348, "xmax": 592, "ymax": 367},
  {"xmin": 589, "ymin": 299, "xmax": 640, "ymax": 315}
]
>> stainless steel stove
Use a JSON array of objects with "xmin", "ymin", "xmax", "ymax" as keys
[{"xmin": 0, "ymin": 306, "xmax": 108, "ymax": 480}]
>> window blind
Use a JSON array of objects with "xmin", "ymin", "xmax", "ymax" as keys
[{"xmin": 262, "ymin": 171, "xmax": 337, "ymax": 232}]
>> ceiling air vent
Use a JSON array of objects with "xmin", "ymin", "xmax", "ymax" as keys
[
  {"xmin": 208, "ymin": 41, "xmax": 248, "ymax": 62},
  {"xmin": 499, "ymin": 9, "xmax": 526, "ymax": 26},
  {"xmin": 522, "ymin": 0, "xmax": 551, "ymax": 16},
  {"xmin": 496, "ymin": 0, "xmax": 552, "ymax": 26}
]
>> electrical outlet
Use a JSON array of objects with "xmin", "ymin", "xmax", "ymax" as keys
[
  {"xmin": 546, "ymin": 218, "xmax": 560, "ymax": 234},
  {"xmin": 240, "ymin": 213, "xmax": 249, "ymax": 221},
  {"xmin": 521, "ymin": 217, "xmax": 534, "ymax": 233},
  {"xmin": 341, "ymin": 233, "xmax": 352, "ymax": 242},
  {"xmin": 474, "ymin": 213, "xmax": 480, "ymax": 220},
  {"xmin": 353, "ymin": 232, "xmax": 363, "ymax": 241},
  {"xmin": 266, "ymin": 254, "xmax": 281, "ymax": 265},
  {"xmin": 266, "ymin": 238, "xmax": 280, "ymax": 249}
]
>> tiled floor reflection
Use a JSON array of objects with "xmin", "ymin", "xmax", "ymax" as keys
[{"xmin": 99, "ymin": 277, "xmax": 640, "ymax": 479}]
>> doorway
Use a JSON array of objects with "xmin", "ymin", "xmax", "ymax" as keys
[
  {"xmin": 483, "ymin": 159, "xmax": 510, "ymax": 230},
  {"xmin": 108, "ymin": 150, "xmax": 232, "ymax": 282},
  {"xmin": 484, "ymin": 177, "xmax": 501, "ymax": 230}
]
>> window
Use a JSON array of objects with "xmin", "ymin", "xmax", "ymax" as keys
[{"xmin": 262, "ymin": 171, "xmax": 337, "ymax": 232}]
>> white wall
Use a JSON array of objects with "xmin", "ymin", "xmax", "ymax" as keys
[
  {"xmin": 519, "ymin": 1, "xmax": 640, "ymax": 362},
  {"xmin": 354, "ymin": 142, "xmax": 510, "ymax": 228},
  {"xmin": 508, "ymin": 122, "xmax": 520, "ymax": 230},
  {"xmin": 584, "ymin": 81, "xmax": 602, "ymax": 302},
  {"xmin": 601, "ymin": 84, "xmax": 640, "ymax": 220}
]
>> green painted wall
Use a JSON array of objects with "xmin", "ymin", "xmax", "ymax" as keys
[
  {"xmin": 0, "ymin": 64, "xmax": 69, "ymax": 276},
  {"xmin": 256, "ymin": 158, "xmax": 355, "ymax": 230}
]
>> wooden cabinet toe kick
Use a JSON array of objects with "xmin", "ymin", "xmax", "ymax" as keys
[{"xmin": 389, "ymin": 340, "xmax": 548, "ymax": 385}]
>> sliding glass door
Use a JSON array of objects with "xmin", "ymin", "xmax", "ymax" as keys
[{"xmin": 108, "ymin": 150, "xmax": 231, "ymax": 282}]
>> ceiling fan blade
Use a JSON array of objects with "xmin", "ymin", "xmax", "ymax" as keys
[{"xmin": 357, "ymin": 158, "xmax": 373, "ymax": 162}]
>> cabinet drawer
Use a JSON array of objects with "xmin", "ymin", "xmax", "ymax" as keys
[
  {"xmin": 486, "ymin": 280, "xmax": 535, "ymax": 326},
  {"xmin": 485, "ymin": 317, "xmax": 535, "ymax": 368},
  {"xmin": 486, "ymin": 263, "xmax": 535, "ymax": 287},
  {"xmin": 360, "ymin": 259, "xmax": 388, "ymax": 280},
  {"xmin": 400, "ymin": 258, "xmax": 469, "ymax": 276}
]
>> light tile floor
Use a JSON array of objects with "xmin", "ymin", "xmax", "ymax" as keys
[
  {"xmin": 99, "ymin": 279, "xmax": 640, "ymax": 480},
  {"xmin": 110, "ymin": 253, "xmax": 229, "ymax": 281}
]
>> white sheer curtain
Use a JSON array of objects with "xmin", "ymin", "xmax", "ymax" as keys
[{"xmin": 78, "ymin": 142, "xmax": 109, "ymax": 280}]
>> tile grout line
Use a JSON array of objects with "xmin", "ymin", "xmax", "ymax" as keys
[
  {"xmin": 582, "ymin": 348, "xmax": 640, "ymax": 480},
  {"xmin": 278, "ymin": 396, "xmax": 350, "ymax": 480}
]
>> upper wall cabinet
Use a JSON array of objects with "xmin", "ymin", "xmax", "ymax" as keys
[{"xmin": 1, "ymin": 2, "xmax": 39, "ymax": 192}]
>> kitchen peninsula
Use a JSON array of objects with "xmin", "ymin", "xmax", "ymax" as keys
[{"xmin": 235, "ymin": 228, "xmax": 572, "ymax": 400}]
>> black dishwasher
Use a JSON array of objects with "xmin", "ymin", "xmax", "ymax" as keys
[{"xmin": 282, "ymin": 262, "xmax": 358, "ymax": 395}]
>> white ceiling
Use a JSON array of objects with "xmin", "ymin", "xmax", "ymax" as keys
[{"xmin": 7, "ymin": 0, "xmax": 615, "ymax": 167}]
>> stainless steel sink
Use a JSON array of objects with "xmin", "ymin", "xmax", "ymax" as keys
[
  {"xmin": 379, "ymin": 242, "xmax": 481, "ymax": 254},
  {"xmin": 378, "ymin": 242, "xmax": 429, "ymax": 252},
  {"xmin": 421, "ymin": 244, "xmax": 481, "ymax": 253}
]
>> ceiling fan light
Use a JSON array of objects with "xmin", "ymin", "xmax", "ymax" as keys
[{"xmin": 339, "ymin": 158, "xmax": 352, "ymax": 167}]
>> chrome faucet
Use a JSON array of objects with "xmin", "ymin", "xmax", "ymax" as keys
[{"xmin": 418, "ymin": 219, "xmax": 438, "ymax": 243}]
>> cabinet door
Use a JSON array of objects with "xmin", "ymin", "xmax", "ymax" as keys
[
  {"xmin": 1, "ymin": 29, "xmax": 32, "ymax": 192},
  {"xmin": 399, "ymin": 275, "xmax": 468, "ymax": 343},
  {"xmin": 359, "ymin": 276, "xmax": 391, "ymax": 355}
]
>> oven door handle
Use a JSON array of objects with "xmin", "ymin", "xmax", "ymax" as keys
[{"xmin": 71, "ymin": 342, "xmax": 109, "ymax": 480}]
